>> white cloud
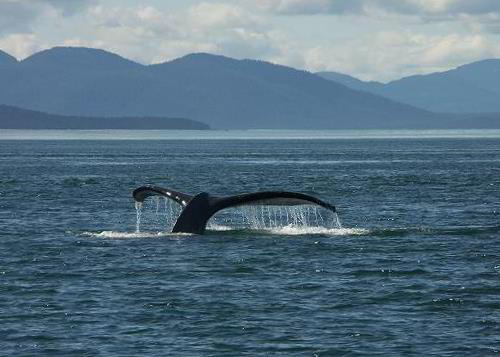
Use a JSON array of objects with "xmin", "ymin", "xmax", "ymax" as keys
[
  {"xmin": 0, "ymin": 33, "xmax": 46, "ymax": 59},
  {"xmin": 1, "ymin": 0, "xmax": 500, "ymax": 81},
  {"xmin": 188, "ymin": 2, "xmax": 261, "ymax": 29},
  {"xmin": 0, "ymin": 0, "xmax": 94, "ymax": 34},
  {"xmin": 0, "ymin": 2, "xmax": 284, "ymax": 65},
  {"xmin": 254, "ymin": 0, "xmax": 335, "ymax": 15},
  {"xmin": 37, "ymin": 0, "xmax": 95, "ymax": 15},
  {"xmin": 419, "ymin": 34, "xmax": 496, "ymax": 65},
  {"xmin": 301, "ymin": 31, "xmax": 500, "ymax": 81},
  {"xmin": 0, "ymin": 1, "xmax": 43, "ymax": 34},
  {"xmin": 0, "ymin": 0, "xmax": 96, "ymax": 57},
  {"xmin": 76, "ymin": 2, "xmax": 288, "ymax": 64},
  {"xmin": 255, "ymin": 0, "xmax": 500, "ymax": 19}
]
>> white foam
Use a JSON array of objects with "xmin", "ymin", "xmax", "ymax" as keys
[
  {"xmin": 203, "ymin": 224, "xmax": 369, "ymax": 236},
  {"xmin": 206, "ymin": 223, "xmax": 234, "ymax": 231},
  {"xmin": 82, "ymin": 226, "xmax": 369, "ymax": 238},
  {"xmin": 265, "ymin": 225, "xmax": 370, "ymax": 236},
  {"xmin": 82, "ymin": 231, "xmax": 192, "ymax": 239}
]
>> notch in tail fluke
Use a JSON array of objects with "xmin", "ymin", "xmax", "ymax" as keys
[{"xmin": 132, "ymin": 185, "xmax": 336, "ymax": 234}]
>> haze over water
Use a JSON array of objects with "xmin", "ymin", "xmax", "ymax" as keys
[{"xmin": 1, "ymin": 130, "xmax": 499, "ymax": 355}]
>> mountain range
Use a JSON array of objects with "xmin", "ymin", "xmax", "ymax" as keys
[
  {"xmin": 317, "ymin": 59, "xmax": 500, "ymax": 114},
  {"xmin": 0, "ymin": 46, "xmax": 499, "ymax": 129}
]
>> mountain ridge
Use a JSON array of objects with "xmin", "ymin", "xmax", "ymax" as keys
[
  {"xmin": 0, "ymin": 46, "xmax": 441, "ymax": 129},
  {"xmin": 21, "ymin": 46, "xmax": 142, "ymax": 71},
  {"xmin": 0, "ymin": 49, "xmax": 17, "ymax": 65},
  {"xmin": 0, "ymin": 46, "xmax": 499, "ymax": 128},
  {"xmin": 317, "ymin": 59, "xmax": 500, "ymax": 113}
]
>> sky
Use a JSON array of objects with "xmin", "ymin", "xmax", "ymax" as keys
[{"xmin": 1, "ymin": 0, "xmax": 500, "ymax": 81}]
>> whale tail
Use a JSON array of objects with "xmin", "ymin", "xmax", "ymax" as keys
[{"xmin": 133, "ymin": 185, "xmax": 336, "ymax": 234}]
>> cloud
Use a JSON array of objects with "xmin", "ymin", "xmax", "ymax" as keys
[
  {"xmin": 0, "ymin": 1, "xmax": 42, "ymax": 34},
  {"xmin": 443, "ymin": 0, "xmax": 500, "ymax": 15},
  {"xmin": 255, "ymin": 0, "xmax": 500, "ymax": 18},
  {"xmin": 23, "ymin": 2, "xmax": 287, "ymax": 65},
  {"xmin": 1, "ymin": 0, "xmax": 500, "ymax": 81},
  {"xmin": 254, "ymin": 0, "xmax": 338, "ymax": 15},
  {"xmin": 185, "ymin": 2, "xmax": 285, "ymax": 60},
  {"xmin": 188, "ymin": 2, "xmax": 262, "ymax": 29},
  {"xmin": 36, "ymin": 0, "xmax": 95, "ymax": 15},
  {"xmin": 0, "ymin": 0, "xmax": 95, "ymax": 35},
  {"xmin": 419, "ymin": 33, "xmax": 496, "ymax": 65},
  {"xmin": 301, "ymin": 31, "xmax": 500, "ymax": 81},
  {"xmin": 0, "ymin": 33, "xmax": 46, "ymax": 59},
  {"xmin": 0, "ymin": 0, "xmax": 95, "ymax": 57}
]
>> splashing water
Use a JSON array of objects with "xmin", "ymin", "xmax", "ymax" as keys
[
  {"xmin": 134, "ymin": 197, "xmax": 342, "ymax": 234},
  {"xmin": 135, "ymin": 197, "xmax": 182, "ymax": 233},
  {"xmin": 210, "ymin": 205, "xmax": 342, "ymax": 231},
  {"xmin": 135, "ymin": 201, "xmax": 142, "ymax": 233}
]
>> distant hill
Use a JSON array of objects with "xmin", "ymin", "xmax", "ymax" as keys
[
  {"xmin": 22, "ymin": 47, "xmax": 142, "ymax": 71},
  {"xmin": 0, "ymin": 104, "xmax": 210, "ymax": 129},
  {"xmin": 317, "ymin": 59, "xmax": 500, "ymax": 113},
  {"xmin": 0, "ymin": 46, "xmax": 499, "ymax": 128},
  {"xmin": 316, "ymin": 71, "xmax": 384, "ymax": 93},
  {"xmin": 0, "ymin": 46, "xmax": 447, "ymax": 129}
]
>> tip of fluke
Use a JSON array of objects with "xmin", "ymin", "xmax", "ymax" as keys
[
  {"xmin": 132, "ymin": 185, "xmax": 193, "ymax": 205},
  {"xmin": 132, "ymin": 186, "xmax": 147, "ymax": 202}
]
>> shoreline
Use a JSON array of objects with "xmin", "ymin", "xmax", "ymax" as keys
[{"xmin": 1, "ymin": 128, "xmax": 500, "ymax": 140}]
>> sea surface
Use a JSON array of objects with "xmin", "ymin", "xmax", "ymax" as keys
[{"xmin": 1, "ymin": 129, "xmax": 499, "ymax": 356}]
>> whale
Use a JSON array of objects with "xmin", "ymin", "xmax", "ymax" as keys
[{"xmin": 133, "ymin": 185, "xmax": 336, "ymax": 234}]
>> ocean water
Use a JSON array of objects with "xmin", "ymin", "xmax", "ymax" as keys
[{"xmin": 1, "ymin": 130, "xmax": 499, "ymax": 356}]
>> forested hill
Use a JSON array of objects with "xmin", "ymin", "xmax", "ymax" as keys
[{"xmin": 0, "ymin": 104, "xmax": 210, "ymax": 130}]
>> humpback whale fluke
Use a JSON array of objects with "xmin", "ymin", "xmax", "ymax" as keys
[{"xmin": 133, "ymin": 185, "xmax": 336, "ymax": 234}]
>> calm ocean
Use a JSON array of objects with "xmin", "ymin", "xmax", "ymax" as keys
[{"xmin": 1, "ymin": 130, "xmax": 499, "ymax": 355}]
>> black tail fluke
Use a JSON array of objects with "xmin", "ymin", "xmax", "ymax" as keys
[
  {"xmin": 210, "ymin": 191, "xmax": 336, "ymax": 213},
  {"xmin": 133, "ymin": 186, "xmax": 336, "ymax": 234},
  {"xmin": 133, "ymin": 185, "xmax": 193, "ymax": 207}
]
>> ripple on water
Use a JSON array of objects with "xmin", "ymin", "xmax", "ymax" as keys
[{"xmin": 2, "ymin": 136, "xmax": 500, "ymax": 355}]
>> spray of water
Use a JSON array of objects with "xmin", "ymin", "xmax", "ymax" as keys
[
  {"xmin": 135, "ymin": 197, "xmax": 182, "ymax": 233},
  {"xmin": 134, "ymin": 197, "xmax": 343, "ymax": 234},
  {"xmin": 135, "ymin": 201, "xmax": 142, "ymax": 233},
  {"xmin": 209, "ymin": 205, "xmax": 342, "ymax": 231}
]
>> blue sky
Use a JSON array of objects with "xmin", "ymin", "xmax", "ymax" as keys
[{"xmin": 2, "ymin": 0, "xmax": 500, "ymax": 81}]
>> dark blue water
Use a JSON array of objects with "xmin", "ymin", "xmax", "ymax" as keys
[{"xmin": 1, "ymin": 134, "xmax": 499, "ymax": 355}]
